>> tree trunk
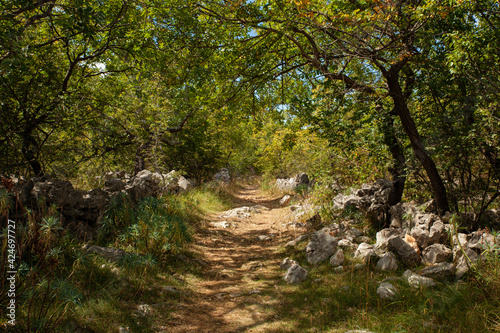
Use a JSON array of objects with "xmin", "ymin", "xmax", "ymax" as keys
[
  {"xmin": 386, "ymin": 74, "xmax": 450, "ymax": 215},
  {"xmin": 22, "ymin": 135, "xmax": 43, "ymax": 176},
  {"xmin": 134, "ymin": 141, "xmax": 150, "ymax": 175},
  {"xmin": 380, "ymin": 109, "xmax": 407, "ymax": 206}
]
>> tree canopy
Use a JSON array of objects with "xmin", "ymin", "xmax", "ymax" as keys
[{"xmin": 1, "ymin": 0, "xmax": 499, "ymax": 217}]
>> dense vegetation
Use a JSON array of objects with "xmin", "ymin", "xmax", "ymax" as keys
[{"xmin": 1, "ymin": 0, "xmax": 500, "ymax": 331}]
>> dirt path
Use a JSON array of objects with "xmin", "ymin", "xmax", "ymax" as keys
[{"xmin": 162, "ymin": 184, "xmax": 298, "ymax": 333}]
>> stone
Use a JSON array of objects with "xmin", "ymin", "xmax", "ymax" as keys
[
  {"xmin": 419, "ymin": 262, "xmax": 457, "ymax": 280},
  {"xmin": 177, "ymin": 176, "xmax": 193, "ymax": 193},
  {"xmin": 126, "ymin": 170, "xmax": 162, "ymax": 202},
  {"xmin": 422, "ymin": 244, "xmax": 452, "ymax": 265},
  {"xmin": 338, "ymin": 238, "xmax": 358, "ymax": 251},
  {"xmin": 468, "ymin": 231, "xmax": 497, "ymax": 251},
  {"xmin": 284, "ymin": 264, "xmax": 308, "ymax": 283},
  {"xmin": 428, "ymin": 221, "xmax": 447, "ymax": 245},
  {"xmin": 376, "ymin": 252, "xmax": 398, "ymax": 271},
  {"xmin": 377, "ymin": 282, "xmax": 398, "ymax": 300},
  {"xmin": 213, "ymin": 168, "xmax": 231, "ymax": 184},
  {"xmin": 305, "ymin": 231, "xmax": 338, "ymax": 264},
  {"xmin": 410, "ymin": 225, "xmax": 430, "ymax": 249},
  {"xmin": 375, "ymin": 228, "xmax": 400, "ymax": 250},
  {"xmin": 403, "ymin": 270, "xmax": 437, "ymax": 288},
  {"xmin": 295, "ymin": 172, "xmax": 310, "ymax": 185},
  {"xmin": 388, "ymin": 236, "xmax": 421, "ymax": 267},
  {"xmin": 363, "ymin": 251, "xmax": 379, "ymax": 268},
  {"xmin": 355, "ymin": 236, "xmax": 372, "ymax": 244},
  {"xmin": 83, "ymin": 245, "xmax": 126, "ymax": 262},
  {"xmin": 280, "ymin": 195, "xmax": 291, "ymax": 206},
  {"xmin": 218, "ymin": 207, "xmax": 252, "ymax": 219},
  {"xmin": 404, "ymin": 233, "xmax": 421, "ymax": 254},
  {"xmin": 354, "ymin": 242, "xmax": 375, "ymax": 260},
  {"xmin": 333, "ymin": 266, "xmax": 344, "ymax": 273},
  {"xmin": 454, "ymin": 247, "xmax": 480, "ymax": 279},
  {"xmin": 209, "ymin": 221, "xmax": 231, "ymax": 228},
  {"xmin": 330, "ymin": 249, "xmax": 345, "ymax": 267},
  {"xmin": 280, "ymin": 257, "xmax": 298, "ymax": 270},
  {"xmin": 103, "ymin": 177, "xmax": 126, "ymax": 193}
]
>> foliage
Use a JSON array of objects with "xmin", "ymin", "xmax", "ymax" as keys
[{"xmin": 100, "ymin": 196, "xmax": 191, "ymax": 255}]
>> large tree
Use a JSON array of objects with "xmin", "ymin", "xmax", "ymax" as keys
[{"xmin": 198, "ymin": 0, "xmax": 456, "ymax": 214}]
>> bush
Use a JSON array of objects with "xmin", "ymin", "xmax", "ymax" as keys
[{"xmin": 100, "ymin": 196, "xmax": 191, "ymax": 255}]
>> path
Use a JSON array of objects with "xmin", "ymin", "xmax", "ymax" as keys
[{"xmin": 162, "ymin": 184, "xmax": 298, "ymax": 333}]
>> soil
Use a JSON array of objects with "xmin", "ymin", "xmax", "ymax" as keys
[{"xmin": 159, "ymin": 184, "xmax": 302, "ymax": 333}]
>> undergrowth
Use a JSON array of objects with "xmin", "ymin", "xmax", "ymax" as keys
[{"xmin": 0, "ymin": 183, "xmax": 232, "ymax": 332}]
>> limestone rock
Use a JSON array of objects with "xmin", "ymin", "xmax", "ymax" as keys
[
  {"xmin": 375, "ymin": 228, "xmax": 400, "ymax": 250},
  {"xmin": 213, "ymin": 168, "xmax": 230, "ymax": 184},
  {"xmin": 338, "ymin": 238, "xmax": 358, "ymax": 251},
  {"xmin": 284, "ymin": 264, "xmax": 308, "ymax": 283},
  {"xmin": 280, "ymin": 195, "xmax": 291, "ymax": 206},
  {"xmin": 305, "ymin": 231, "xmax": 338, "ymax": 264},
  {"xmin": 125, "ymin": 170, "xmax": 161, "ymax": 202},
  {"xmin": 422, "ymin": 244, "xmax": 452, "ymax": 265},
  {"xmin": 388, "ymin": 236, "xmax": 421, "ymax": 267},
  {"xmin": 403, "ymin": 270, "xmax": 437, "ymax": 288},
  {"xmin": 285, "ymin": 233, "xmax": 313, "ymax": 248},
  {"xmin": 280, "ymin": 257, "xmax": 298, "ymax": 270},
  {"xmin": 177, "ymin": 176, "xmax": 193, "ymax": 193},
  {"xmin": 354, "ymin": 242, "xmax": 375, "ymax": 260},
  {"xmin": 377, "ymin": 282, "xmax": 398, "ymax": 300},
  {"xmin": 419, "ymin": 262, "xmax": 457, "ymax": 280},
  {"xmin": 330, "ymin": 249, "xmax": 345, "ymax": 267},
  {"xmin": 376, "ymin": 252, "xmax": 398, "ymax": 271}
]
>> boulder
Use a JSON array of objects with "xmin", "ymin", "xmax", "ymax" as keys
[
  {"xmin": 213, "ymin": 168, "xmax": 231, "ymax": 184},
  {"xmin": 419, "ymin": 262, "xmax": 457, "ymax": 280},
  {"xmin": 125, "ymin": 170, "xmax": 161, "ymax": 202},
  {"xmin": 428, "ymin": 221, "xmax": 447, "ymax": 245},
  {"xmin": 284, "ymin": 264, "xmax": 308, "ymax": 283},
  {"xmin": 337, "ymin": 238, "xmax": 358, "ymax": 251},
  {"xmin": 305, "ymin": 231, "xmax": 338, "ymax": 264},
  {"xmin": 280, "ymin": 195, "xmax": 291, "ymax": 206},
  {"xmin": 410, "ymin": 225, "xmax": 430, "ymax": 249},
  {"xmin": 376, "ymin": 252, "xmax": 398, "ymax": 271},
  {"xmin": 468, "ymin": 231, "xmax": 497, "ymax": 252},
  {"xmin": 422, "ymin": 244, "xmax": 452, "ymax": 265},
  {"xmin": 329, "ymin": 249, "xmax": 345, "ymax": 267},
  {"xmin": 454, "ymin": 247, "xmax": 480, "ymax": 279},
  {"xmin": 375, "ymin": 228, "xmax": 400, "ymax": 250},
  {"xmin": 377, "ymin": 282, "xmax": 398, "ymax": 300},
  {"xmin": 403, "ymin": 270, "xmax": 437, "ymax": 288},
  {"xmin": 354, "ymin": 243, "xmax": 375, "ymax": 260},
  {"xmin": 276, "ymin": 172, "xmax": 310, "ymax": 192},
  {"xmin": 285, "ymin": 233, "xmax": 313, "ymax": 248},
  {"xmin": 177, "ymin": 176, "xmax": 193, "ymax": 193},
  {"xmin": 280, "ymin": 257, "xmax": 298, "ymax": 270},
  {"xmin": 388, "ymin": 236, "xmax": 421, "ymax": 267},
  {"xmin": 103, "ymin": 177, "xmax": 126, "ymax": 193}
]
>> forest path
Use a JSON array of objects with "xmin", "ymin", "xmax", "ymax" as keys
[{"xmin": 162, "ymin": 184, "xmax": 301, "ymax": 333}]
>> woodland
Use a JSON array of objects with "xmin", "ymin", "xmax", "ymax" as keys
[{"xmin": 1, "ymin": 0, "xmax": 500, "ymax": 332}]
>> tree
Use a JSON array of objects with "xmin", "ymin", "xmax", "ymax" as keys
[
  {"xmin": 198, "ymin": 0, "xmax": 457, "ymax": 213},
  {"xmin": 0, "ymin": 0, "xmax": 144, "ymax": 175}
]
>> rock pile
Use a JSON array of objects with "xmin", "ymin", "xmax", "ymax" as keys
[
  {"xmin": 14, "ymin": 169, "xmax": 195, "ymax": 239},
  {"xmin": 276, "ymin": 172, "xmax": 310, "ymax": 192},
  {"xmin": 281, "ymin": 179, "xmax": 500, "ymax": 290}
]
